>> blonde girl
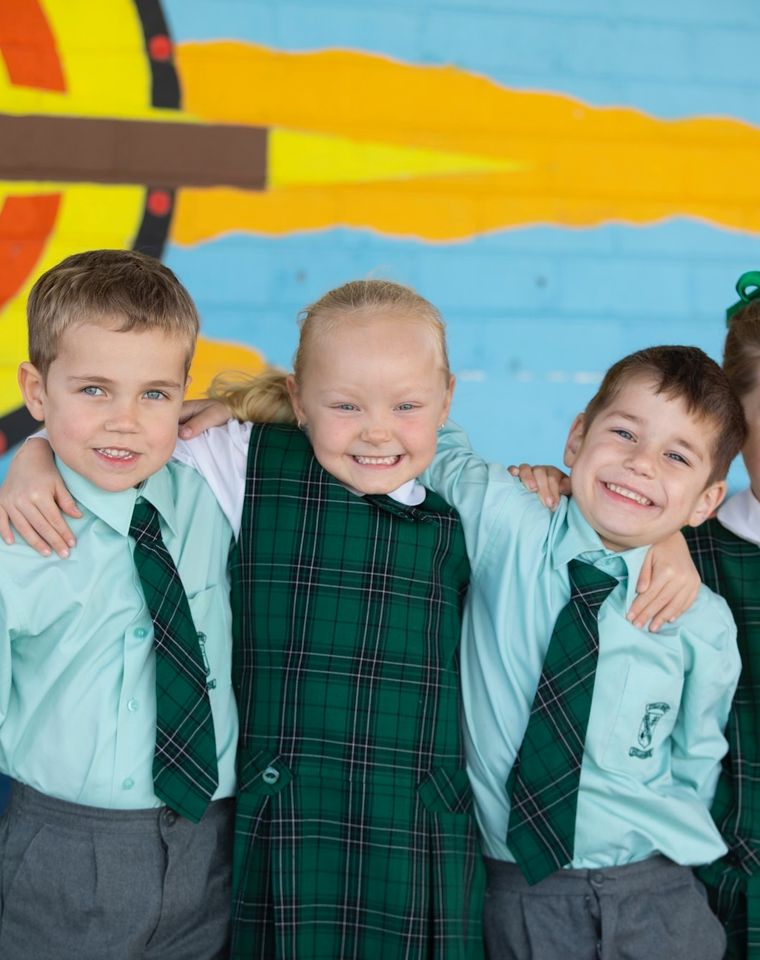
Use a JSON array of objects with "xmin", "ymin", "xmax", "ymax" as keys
[{"xmin": 2, "ymin": 279, "xmax": 486, "ymax": 959}]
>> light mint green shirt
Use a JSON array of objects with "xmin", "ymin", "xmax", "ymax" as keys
[
  {"xmin": 0, "ymin": 459, "xmax": 237, "ymax": 809},
  {"xmin": 422, "ymin": 423, "xmax": 740, "ymax": 868}
]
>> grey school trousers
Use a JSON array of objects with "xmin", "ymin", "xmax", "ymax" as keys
[
  {"xmin": 0, "ymin": 782, "xmax": 234, "ymax": 960},
  {"xmin": 484, "ymin": 855, "xmax": 726, "ymax": 960}
]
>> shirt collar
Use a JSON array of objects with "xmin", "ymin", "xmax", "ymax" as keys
[
  {"xmin": 717, "ymin": 487, "xmax": 760, "ymax": 547},
  {"xmin": 57, "ymin": 459, "xmax": 178, "ymax": 538},
  {"xmin": 347, "ymin": 477, "xmax": 426, "ymax": 506},
  {"xmin": 553, "ymin": 497, "xmax": 650, "ymax": 606}
]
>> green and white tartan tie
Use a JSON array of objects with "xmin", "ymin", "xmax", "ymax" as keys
[
  {"xmin": 506, "ymin": 558, "xmax": 618, "ymax": 884},
  {"xmin": 129, "ymin": 497, "xmax": 218, "ymax": 822}
]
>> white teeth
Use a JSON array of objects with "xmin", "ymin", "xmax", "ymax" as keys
[
  {"xmin": 97, "ymin": 448, "xmax": 135, "ymax": 460},
  {"xmin": 606, "ymin": 482, "xmax": 652, "ymax": 506},
  {"xmin": 354, "ymin": 455, "xmax": 400, "ymax": 465}
]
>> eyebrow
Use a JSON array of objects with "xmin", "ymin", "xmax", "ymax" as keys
[
  {"xmin": 68, "ymin": 375, "xmax": 184, "ymax": 390},
  {"xmin": 604, "ymin": 410, "xmax": 706, "ymax": 461}
]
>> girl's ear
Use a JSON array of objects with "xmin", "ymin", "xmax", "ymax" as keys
[
  {"xmin": 286, "ymin": 375, "xmax": 307, "ymax": 425},
  {"xmin": 563, "ymin": 413, "xmax": 586, "ymax": 469},
  {"xmin": 17, "ymin": 362, "xmax": 47, "ymax": 422},
  {"xmin": 441, "ymin": 374, "xmax": 455, "ymax": 423}
]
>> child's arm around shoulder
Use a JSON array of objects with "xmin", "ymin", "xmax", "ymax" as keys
[
  {"xmin": 0, "ymin": 436, "xmax": 80, "ymax": 557},
  {"xmin": 669, "ymin": 587, "xmax": 740, "ymax": 806},
  {"xmin": 421, "ymin": 421, "xmax": 552, "ymax": 568}
]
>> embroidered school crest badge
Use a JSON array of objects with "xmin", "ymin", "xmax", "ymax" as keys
[{"xmin": 628, "ymin": 701, "xmax": 671, "ymax": 758}]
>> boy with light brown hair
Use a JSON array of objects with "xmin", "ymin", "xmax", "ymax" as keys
[{"xmin": 0, "ymin": 250, "xmax": 236, "ymax": 960}]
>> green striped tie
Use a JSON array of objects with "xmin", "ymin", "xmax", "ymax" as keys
[
  {"xmin": 506, "ymin": 558, "xmax": 618, "ymax": 884},
  {"xmin": 129, "ymin": 497, "xmax": 218, "ymax": 822}
]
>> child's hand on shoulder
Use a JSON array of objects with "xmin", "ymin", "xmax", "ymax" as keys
[
  {"xmin": 0, "ymin": 437, "xmax": 81, "ymax": 558},
  {"xmin": 508, "ymin": 463, "xmax": 570, "ymax": 510},
  {"xmin": 629, "ymin": 531, "xmax": 700, "ymax": 632},
  {"xmin": 178, "ymin": 399, "xmax": 231, "ymax": 440}
]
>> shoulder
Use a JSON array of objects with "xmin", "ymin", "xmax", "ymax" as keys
[
  {"xmin": 674, "ymin": 584, "xmax": 737, "ymax": 652},
  {"xmin": 164, "ymin": 461, "xmax": 229, "ymax": 527}
]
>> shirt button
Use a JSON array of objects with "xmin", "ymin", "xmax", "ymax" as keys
[
  {"xmin": 262, "ymin": 766, "xmax": 280, "ymax": 785},
  {"xmin": 592, "ymin": 873, "xmax": 604, "ymax": 885},
  {"xmin": 135, "ymin": 627, "xmax": 148, "ymax": 639},
  {"xmin": 122, "ymin": 778, "xmax": 134, "ymax": 790},
  {"xmin": 127, "ymin": 698, "xmax": 139, "ymax": 712},
  {"xmin": 163, "ymin": 809, "xmax": 177, "ymax": 826}
]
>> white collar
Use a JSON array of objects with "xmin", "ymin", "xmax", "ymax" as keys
[
  {"xmin": 717, "ymin": 487, "xmax": 760, "ymax": 547},
  {"xmin": 386, "ymin": 478, "xmax": 426, "ymax": 506},
  {"xmin": 348, "ymin": 477, "xmax": 426, "ymax": 506}
]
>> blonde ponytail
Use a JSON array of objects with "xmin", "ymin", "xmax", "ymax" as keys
[{"xmin": 208, "ymin": 367, "xmax": 296, "ymax": 424}]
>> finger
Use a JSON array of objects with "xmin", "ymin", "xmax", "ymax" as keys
[
  {"xmin": 648, "ymin": 590, "xmax": 692, "ymax": 633},
  {"xmin": 55, "ymin": 481, "xmax": 83, "ymax": 522},
  {"xmin": 40, "ymin": 492, "xmax": 78, "ymax": 550},
  {"xmin": 630, "ymin": 583, "xmax": 690, "ymax": 631},
  {"xmin": 516, "ymin": 463, "xmax": 538, "ymax": 492},
  {"xmin": 558, "ymin": 475, "xmax": 572, "ymax": 497},
  {"xmin": 6, "ymin": 507, "xmax": 54, "ymax": 557},
  {"xmin": 628, "ymin": 578, "xmax": 673, "ymax": 627},
  {"xmin": 11, "ymin": 499, "xmax": 73, "ymax": 557},
  {"xmin": 532, "ymin": 468, "xmax": 559, "ymax": 510},
  {"xmin": 635, "ymin": 553, "xmax": 655, "ymax": 595},
  {"xmin": 0, "ymin": 507, "xmax": 15, "ymax": 545},
  {"xmin": 507, "ymin": 465, "xmax": 519, "ymax": 476}
]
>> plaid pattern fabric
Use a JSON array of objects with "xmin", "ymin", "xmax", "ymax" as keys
[
  {"xmin": 686, "ymin": 519, "xmax": 760, "ymax": 959},
  {"xmin": 228, "ymin": 424, "xmax": 485, "ymax": 959},
  {"xmin": 506, "ymin": 558, "xmax": 618, "ymax": 885},
  {"xmin": 129, "ymin": 497, "xmax": 218, "ymax": 823}
]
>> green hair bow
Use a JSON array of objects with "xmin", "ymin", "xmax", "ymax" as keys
[{"xmin": 727, "ymin": 271, "xmax": 760, "ymax": 323}]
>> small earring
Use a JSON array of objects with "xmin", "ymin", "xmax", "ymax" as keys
[
  {"xmin": 297, "ymin": 419, "xmax": 306, "ymax": 430},
  {"xmin": 438, "ymin": 423, "xmax": 445, "ymax": 431}
]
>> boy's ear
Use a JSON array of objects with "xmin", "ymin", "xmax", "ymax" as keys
[
  {"xmin": 563, "ymin": 413, "xmax": 586, "ymax": 469},
  {"xmin": 17, "ymin": 362, "xmax": 46, "ymax": 422},
  {"xmin": 286, "ymin": 375, "xmax": 306, "ymax": 425},
  {"xmin": 686, "ymin": 480, "xmax": 726, "ymax": 528}
]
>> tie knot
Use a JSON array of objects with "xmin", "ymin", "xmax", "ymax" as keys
[{"xmin": 568, "ymin": 558, "xmax": 618, "ymax": 610}]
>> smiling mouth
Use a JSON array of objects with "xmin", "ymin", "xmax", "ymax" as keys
[
  {"xmin": 95, "ymin": 447, "xmax": 138, "ymax": 462},
  {"xmin": 605, "ymin": 482, "xmax": 653, "ymax": 506},
  {"xmin": 353, "ymin": 455, "xmax": 402, "ymax": 466}
]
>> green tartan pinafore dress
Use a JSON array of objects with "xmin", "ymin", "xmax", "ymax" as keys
[
  {"xmin": 686, "ymin": 519, "xmax": 760, "ymax": 960},
  {"xmin": 228, "ymin": 424, "xmax": 485, "ymax": 959}
]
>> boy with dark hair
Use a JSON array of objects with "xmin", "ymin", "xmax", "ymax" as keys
[
  {"xmin": 0, "ymin": 250, "xmax": 236, "ymax": 960},
  {"xmin": 423, "ymin": 345, "xmax": 745, "ymax": 960}
]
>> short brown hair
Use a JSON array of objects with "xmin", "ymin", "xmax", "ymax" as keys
[
  {"xmin": 27, "ymin": 249, "xmax": 199, "ymax": 378},
  {"xmin": 724, "ymin": 298, "xmax": 760, "ymax": 401},
  {"xmin": 583, "ymin": 345, "xmax": 746, "ymax": 484}
]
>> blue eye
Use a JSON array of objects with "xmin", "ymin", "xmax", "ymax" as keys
[
  {"xmin": 335, "ymin": 403, "xmax": 357, "ymax": 411},
  {"xmin": 82, "ymin": 385, "xmax": 104, "ymax": 396},
  {"xmin": 144, "ymin": 390, "xmax": 166, "ymax": 401},
  {"xmin": 613, "ymin": 428, "xmax": 634, "ymax": 441},
  {"xmin": 396, "ymin": 403, "xmax": 416, "ymax": 411},
  {"xmin": 666, "ymin": 451, "xmax": 689, "ymax": 465}
]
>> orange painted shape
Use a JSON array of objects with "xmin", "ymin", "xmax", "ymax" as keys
[
  {"xmin": 0, "ymin": 193, "xmax": 61, "ymax": 310},
  {"xmin": 0, "ymin": 0, "xmax": 65, "ymax": 91},
  {"xmin": 173, "ymin": 42, "xmax": 760, "ymax": 241},
  {"xmin": 188, "ymin": 336, "xmax": 267, "ymax": 399}
]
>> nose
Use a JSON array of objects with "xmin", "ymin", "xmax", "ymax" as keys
[
  {"xmin": 104, "ymin": 399, "xmax": 140, "ymax": 433},
  {"xmin": 623, "ymin": 445, "xmax": 655, "ymax": 477},
  {"xmin": 360, "ymin": 414, "xmax": 392, "ymax": 445}
]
